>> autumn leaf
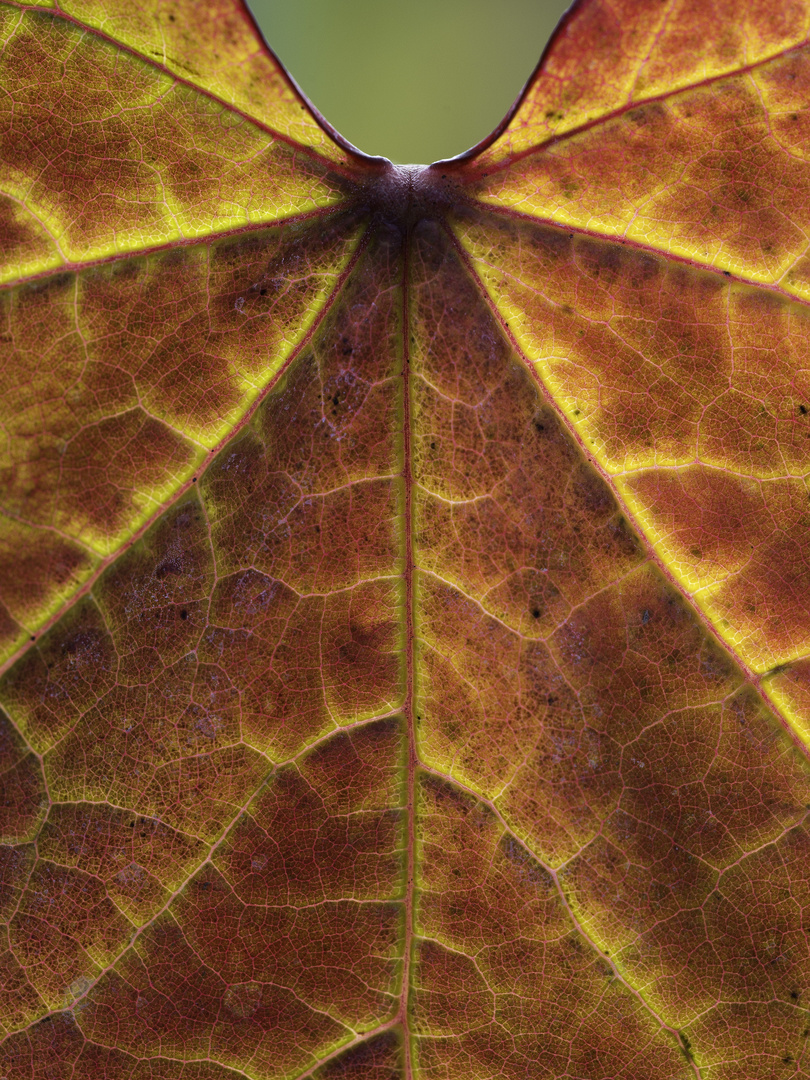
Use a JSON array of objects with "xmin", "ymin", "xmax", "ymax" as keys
[{"xmin": 2, "ymin": 0, "xmax": 810, "ymax": 1077}]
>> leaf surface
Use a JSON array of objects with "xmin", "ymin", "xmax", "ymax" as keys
[{"xmin": 1, "ymin": 2, "xmax": 810, "ymax": 1078}]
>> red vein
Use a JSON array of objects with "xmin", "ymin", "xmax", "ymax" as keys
[
  {"xmin": 0, "ymin": 225, "xmax": 371, "ymax": 681},
  {"xmin": 417, "ymin": 760, "xmax": 704, "ymax": 1080},
  {"xmin": 461, "ymin": 201, "xmax": 810, "ymax": 311},
  {"xmin": 440, "ymin": 219, "xmax": 810, "ymax": 765},
  {"xmin": 291, "ymin": 1021, "xmax": 399, "ymax": 1080},
  {"xmin": 7, "ymin": 783, "xmax": 274, "ymax": 1038},
  {"xmin": 3, "ymin": 0, "xmax": 368, "ymax": 178},
  {"xmin": 398, "ymin": 214, "xmax": 417, "ymax": 1080},
  {"xmin": 0, "ymin": 204, "xmax": 345, "ymax": 292},
  {"xmin": 447, "ymin": 33, "xmax": 810, "ymax": 176}
]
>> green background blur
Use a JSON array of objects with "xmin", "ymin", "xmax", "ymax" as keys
[{"xmin": 246, "ymin": 0, "xmax": 572, "ymax": 164}]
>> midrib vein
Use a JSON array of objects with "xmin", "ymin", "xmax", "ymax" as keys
[{"xmin": 398, "ymin": 217, "xmax": 418, "ymax": 1080}]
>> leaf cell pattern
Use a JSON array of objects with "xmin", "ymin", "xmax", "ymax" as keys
[{"xmin": 1, "ymin": 1, "xmax": 810, "ymax": 1078}]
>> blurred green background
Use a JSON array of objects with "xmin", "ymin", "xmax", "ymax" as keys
[{"xmin": 246, "ymin": 0, "xmax": 572, "ymax": 164}]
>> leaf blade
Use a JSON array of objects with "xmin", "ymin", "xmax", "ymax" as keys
[{"xmin": 4, "ymin": 2, "xmax": 810, "ymax": 1078}]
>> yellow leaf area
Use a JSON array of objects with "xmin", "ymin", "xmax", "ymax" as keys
[
  {"xmin": 2, "ymin": 2, "xmax": 810, "ymax": 1080},
  {"xmin": 0, "ymin": 0, "xmax": 363, "ymax": 660}
]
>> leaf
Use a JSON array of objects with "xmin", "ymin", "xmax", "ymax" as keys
[{"xmin": 1, "ymin": 1, "xmax": 809, "ymax": 1077}]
